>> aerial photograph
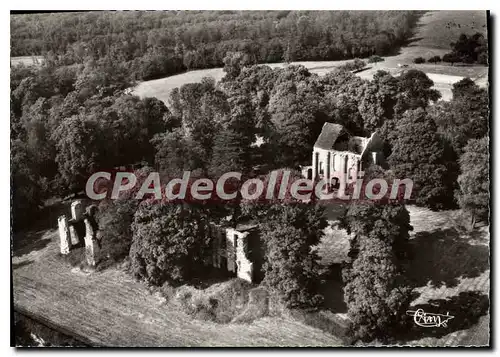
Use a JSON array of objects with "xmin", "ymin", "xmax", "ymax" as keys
[{"xmin": 10, "ymin": 10, "xmax": 490, "ymax": 347}]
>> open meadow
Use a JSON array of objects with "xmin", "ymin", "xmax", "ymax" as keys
[
  {"xmin": 133, "ymin": 11, "xmax": 488, "ymax": 105},
  {"xmin": 10, "ymin": 56, "xmax": 44, "ymax": 66}
]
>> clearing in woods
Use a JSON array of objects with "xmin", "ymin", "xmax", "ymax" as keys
[
  {"xmin": 133, "ymin": 11, "xmax": 488, "ymax": 105},
  {"xmin": 12, "ymin": 202, "xmax": 489, "ymax": 346},
  {"xmin": 10, "ymin": 56, "xmax": 44, "ymax": 66},
  {"xmin": 409, "ymin": 10, "xmax": 488, "ymax": 49}
]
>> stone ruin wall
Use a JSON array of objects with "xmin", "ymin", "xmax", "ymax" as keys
[
  {"xmin": 225, "ymin": 228, "xmax": 253, "ymax": 283},
  {"xmin": 57, "ymin": 200, "xmax": 100, "ymax": 268}
]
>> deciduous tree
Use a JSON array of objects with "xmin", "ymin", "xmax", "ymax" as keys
[
  {"xmin": 388, "ymin": 108, "xmax": 458, "ymax": 210},
  {"xmin": 245, "ymin": 196, "xmax": 327, "ymax": 308},
  {"xmin": 129, "ymin": 201, "xmax": 212, "ymax": 285},
  {"xmin": 432, "ymin": 78, "xmax": 489, "ymax": 155},
  {"xmin": 457, "ymin": 137, "xmax": 489, "ymax": 228},
  {"xmin": 340, "ymin": 200, "xmax": 413, "ymax": 343}
]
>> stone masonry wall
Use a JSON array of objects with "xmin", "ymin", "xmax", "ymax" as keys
[{"xmin": 225, "ymin": 228, "xmax": 253, "ymax": 283}]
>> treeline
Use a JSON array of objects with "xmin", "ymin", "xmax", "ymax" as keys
[
  {"xmin": 443, "ymin": 32, "xmax": 488, "ymax": 65},
  {"xmin": 412, "ymin": 31, "xmax": 488, "ymax": 65},
  {"xmin": 11, "ymin": 10, "xmax": 422, "ymax": 80}
]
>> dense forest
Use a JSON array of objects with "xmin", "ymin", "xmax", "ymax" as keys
[
  {"xmin": 11, "ymin": 10, "xmax": 422, "ymax": 80},
  {"xmin": 11, "ymin": 56, "xmax": 489, "ymax": 228}
]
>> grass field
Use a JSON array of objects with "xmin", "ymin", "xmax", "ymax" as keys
[
  {"xmin": 402, "ymin": 206, "xmax": 490, "ymax": 346},
  {"xmin": 409, "ymin": 10, "xmax": 487, "ymax": 49},
  {"xmin": 13, "ymin": 238, "xmax": 343, "ymax": 347}
]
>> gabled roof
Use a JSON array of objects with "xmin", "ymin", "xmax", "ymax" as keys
[
  {"xmin": 235, "ymin": 222, "xmax": 259, "ymax": 232},
  {"xmin": 314, "ymin": 123, "xmax": 344, "ymax": 150}
]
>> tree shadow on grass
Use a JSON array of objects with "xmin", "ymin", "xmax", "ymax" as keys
[
  {"xmin": 319, "ymin": 263, "xmax": 347, "ymax": 313},
  {"xmin": 12, "ymin": 229, "xmax": 53, "ymax": 258},
  {"xmin": 404, "ymin": 37, "xmax": 425, "ymax": 48},
  {"xmin": 12, "ymin": 260, "xmax": 33, "ymax": 270},
  {"xmin": 380, "ymin": 10, "xmax": 428, "ymax": 57},
  {"xmin": 407, "ymin": 228, "xmax": 489, "ymax": 288},
  {"xmin": 12, "ymin": 201, "xmax": 71, "ymax": 258},
  {"xmin": 16, "ymin": 201, "xmax": 69, "ymax": 233},
  {"xmin": 396, "ymin": 290, "xmax": 489, "ymax": 343},
  {"xmin": 183, "ymin": 266, "xmax": 237, "ymax": 290},
  {"xmin": 277, "ymin": 263, "xmax": 351, "ymax": 342}
]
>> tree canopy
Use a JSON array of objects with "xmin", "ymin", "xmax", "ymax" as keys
[
  {"xmin": 340, "ymin": 200, "xmax": 413, "ymax": 343},
  {"xmin": 129, "ymin": 201, "xmax": 212, "ymax": 285},
  {"xmin": 11, "ymin": 11, "xmax": 423, "ymax": 80},
  {"xmin": 457, "ymin": 137, "xmax": 489, "ymax": 228},
  {"xmin": 388, "ymin": 108, "xmax": 458, "ymax": 210}
]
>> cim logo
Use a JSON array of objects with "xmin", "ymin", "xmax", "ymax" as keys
[{"xmin": 406, "ymin": 309, "xmax": 455, "ymax": 328}]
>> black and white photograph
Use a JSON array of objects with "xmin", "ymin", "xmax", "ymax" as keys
[{"xmin": 9, "ymin": 8, "xmax": 491, "ymax": 348}]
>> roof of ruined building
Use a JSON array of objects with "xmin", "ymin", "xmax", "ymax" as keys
[
  {"xmin": 314, "ymin": 122, "xmax": 370, "ymax": 154},
  {"xmin": 219, "ymin": 216, "xmax": 259, "ymax": 232},
  {"xmin": 235, "ymin": 222, "xmax": 259, "ymax": 232},
  {"xmin": 314, "ymin": 123, "xmax": 344, "ymax": 150}
]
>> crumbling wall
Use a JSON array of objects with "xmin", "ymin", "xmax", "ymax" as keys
[
  {"xmin": 225, "ymin": 228, "xmax": 253, "ymax": 283},
  {"xmin": 58, "ymin": 216, "xmax": 71, "ymax": 255},
  {"xmin": 57, "ymin": 200, "xmax": 99, "ymax": 268},
  {"xmin": 83, "ymin": 217, "xmax": 99, "ymax": 267}
]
